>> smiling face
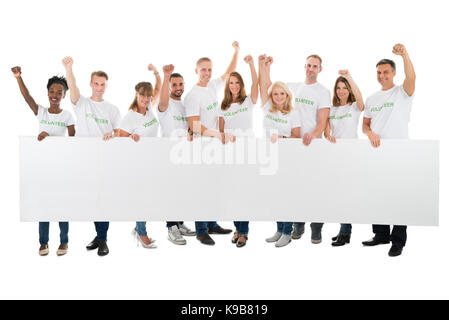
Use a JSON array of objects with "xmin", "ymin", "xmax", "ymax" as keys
[
  {"xmin": 47, "ymin": 83, "xmax": 66, "ymax": 107},
  {"xmin": 170, "ymin": 76, "xmax": 184, "ymax": 99},
  {"xmin": 336, "ymin": 81, "xmax": 349, "ymax": 104},
  {"xmin": 377, "ymin": 63, "xmax": 396, "ymax": 89},
  {"xmin": 304, "ymin": 57, "xmax": 322, "ymax": 82},
  {"xmin": 228, "ymin": 75, "xmax": 241, "ymax": 97},
  {"xmin": 271, "ymin": 85, "xmax": 288, "ymax": 106},
  {"xmin": 196, "ymin": 61, "xmax": 212, "ymax": 85},
  {"xmin": 136, "ymin": 90, "xmax": 152, "ymax": 109},
  {"xmin": 90, "ymin": 75, "xmax": 108, "ymax": 99}
]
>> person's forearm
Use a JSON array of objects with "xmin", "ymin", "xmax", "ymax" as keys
[
  {"xmin": 362, "ymin": 123, "xmax": 372, "ymax": 135},
  {"xmin": 65, "ymin": 66, "xmax": 80, "ymax": 104},
  {"xmin": 223, "ymin": 50, "xmax": 239, "ymax": 78},
  {"xmin": 403, "ymin": 52, "xmax": 416, "ymax": 87},
  {"xmin": 16, "ymin": 76, "xmax": 38, "ymax": 115},
  {"xmin": 158, "ymin": 75, "xmax": 170, "ymax": 112},
  {"xmin": 153, "ymin": 70, "xmax": 162, "ymax": 101},
  {"xmin": 249, "ymin": 63, "xmax": 259, "ymax": 102}
]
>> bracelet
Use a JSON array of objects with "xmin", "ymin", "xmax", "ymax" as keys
[{"xmin": 154, "ymin": 71, "xmax": 159, "ymax": 75}]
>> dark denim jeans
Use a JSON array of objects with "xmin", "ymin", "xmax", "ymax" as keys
[
  {"xmin": 195, "ymin": 221, "xmax": 219, "ymax": 236},
  {"xmin": 166, "ymin": 221, "xmax": 184, "ymax": 228},
  {"xmin": 94, "ymin": 222, "xmax": 109, "ymax": 241},
  {"xmin": 294, "ymin": 222, "xmax": 323, "ymax": 233},
  {"xmin": 339, "ymin": 223, "xmax": 352, "ymax": 236},
  {"xmin": 234, "ymin": 221, "xmax": 249, "ymax": 234},
  {"xmin": 277, "ymin": 222, "xmax": 293, "ymax": 235},
  {"xmin": 39, "ymin": 222, "xmax": 69, "ymax": 245}
]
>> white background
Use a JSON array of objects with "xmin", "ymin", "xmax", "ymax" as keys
[{"xmin": 0, "ymin": 0, "xmax": 447, "ymax": 299}]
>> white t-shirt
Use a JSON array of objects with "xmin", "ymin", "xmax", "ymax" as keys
[
  {"xmin": 36, "ymin": 104, "xmax": 75, "ymax": 136},
  {"xmin": 287, "ymin": 81, "xmax": 331, "ymax": 137},
  {"xmin": 120, "ymin": 108, "xmax": 159, "ymax": 137},
  {"xmin": 156, "ymin": 98, "xmax": 188, "ymax": 137},
  {"xmin": 364, "ymin": 85, "xmax": 413, "ymax": 139},
  {"xmin": 73, "ymin": 95, "xmax": 121, "ymax": 137},
  {"xmin": 184, "ymin": 78, "xmax": 223, "ymax": 131},
  {"xmin": 329, "ymin": 102, "xmax": 361, "ymax": 139},
  {"xmin": 220, "ymin": 96, "xmax": 255, "ymax": 136},
  {"xmin": 262, "ymin": 102, "xmax": 302, "ymax": 137}
]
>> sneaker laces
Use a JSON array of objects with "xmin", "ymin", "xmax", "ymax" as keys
[{"xmin": 170, "ymin": 226, "xmax": 183, "ymax": 240}]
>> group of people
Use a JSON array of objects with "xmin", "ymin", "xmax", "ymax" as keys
[{"xmin": 12, "ymin": 42, "xmax": 416, "ymax": 258}]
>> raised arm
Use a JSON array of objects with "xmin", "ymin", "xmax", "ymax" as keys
[
  {"xmin": 258, "ymin": 55, "xmax": 272, "ymax": 106},
  {"xmin": 158, "ymin": 64, "xmax": 174, "ymax": 113},
  {"xmin": 244, "ymin": 55, "xmax": 259, "ymax": 104},
  {"xmin": 338, "ymin": 70, "xmax": 364, "ymax": 111},
  {"xmin": 11, "ymin": 66, "xmax": 39, "ymax": 115},
  {"xmin": 62, "ymin": 57, "xmax": 80, "ymax": 105},
  {"xmin": 148, "ymin": 64, "xmax": 162, "ymax": 102},
  {"xmin": 221, "ymin": 41, "xmax": 240, "ymax": 82},
  {"xmin": 392, "ymin": 43, "xmax": 415, "ymax": 96}
]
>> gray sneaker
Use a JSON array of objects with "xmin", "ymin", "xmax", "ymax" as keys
[
  {"xmin": 266, "ymin": 231, "xmax": 282, "ymax": 243},
  {"xmin": 168, "ymin": 225, "xmax": 187, "ymax": 245},
  {"xmin": 311, "ymin": 230, "xmax": 322, "ymax": 244},
  {"xmin": 178, "ymin": 223, "xmax": 196, "ymax": 236},
  {"xmin": 292, "ymin": 224, "xmax": 305, "ymax": 240},
  {"xmin": 275, "ymin": 234, "xmax": 292, "ymax": 247}
]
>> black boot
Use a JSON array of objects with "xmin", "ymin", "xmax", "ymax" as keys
[{"xmin": 332, "ymin": 234, "xmax": 350, "ymax": 247}]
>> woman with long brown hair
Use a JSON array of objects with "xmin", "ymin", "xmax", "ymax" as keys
[
  {"xmin": 324, "ymin": 70, "xmax": 364, "ymax": 246},
  {"xmin": 218, "ymin": 55, "xmax": 258, "ymax": 247},
  {"xmin": 118, "ymin": 65, "xmax": 161, "ymax": 248}
]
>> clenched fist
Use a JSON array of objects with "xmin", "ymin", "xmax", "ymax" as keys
[
  {"xmin": 62, "ymin": 56, "xmax": 74, "ymax": 68},
  {"xmin": 11, "ymin": 66, "xmax": 22, "ymax": 78},
  {"xmin": 392, "ymin": 43, "xmax": 407, "ymax": 56}
]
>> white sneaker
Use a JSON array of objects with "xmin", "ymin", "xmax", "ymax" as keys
[
  {"xmin": 275, "ymin": 234, "xmax": 292, "ymax": 247},
  {"xmin": 168, "ymin": 225, "xmax": 187, "ymax": 245},
  {"xmin": 178, "ymin": 223, "xmax": 196, "ymax": 236},
  {"xmin": 265, "ymin": 231, "xmax": 282, "ymax": 243}
]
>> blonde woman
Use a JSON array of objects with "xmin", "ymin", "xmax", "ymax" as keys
[
  {"xmin": 219, "ymin": 55, "xmax": 258, "ymax": 247},
  {"xmin": 119, "ymin": 66, "xmax": 161, "ymax": 248},
  {"xmin": 259, "ymin": 55, "xmax": 301, "ymax": 247}
]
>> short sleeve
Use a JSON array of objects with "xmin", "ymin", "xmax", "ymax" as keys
[
  {"xmin": 318, "ymin": 88, "xmax": 331, "ymax": 109},
  {"xmin": 262, "ymin": 101, "xmax": 271, "ymax": 113},
  {"xmin": 287, "ymin": 82, "xmax": 299, "ymax": 94},
  {"xmin": 36, "ymin": 104, "xmax": 45, "ymax": 119},
  {"xmin": 210, "ymin": 78, "xmax": 224, "ymax": 92},
  {"xmin": 400, "ymin": 84, "xmax": 414, "ymax": 100},
  {"xmin": 290, "ymin": 109, "xmax": 302, "ymax": 128},
  {"xmin": 111, "ymin": 106, "xmax": 121, "ymax": 129},
  {"xmin": 119, "ymin": 112, "xmax": 136, "ymax": 134},
  {"xmin": 184, "ymin": 90, "xmax": 201, "ymax": 117},
  {"xmin": 65, "ymin": 110, "xmax": 75, "ymax": 126},
  {"xmin": 364, "ymin": 98, "xmax": 373, "ymax": 119},
  {"xmin": 245, "ymin": 96, "xmax": 255, "ymax": 109}
]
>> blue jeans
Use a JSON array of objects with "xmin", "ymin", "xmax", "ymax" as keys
[
  {"xmin": 234, "ymin": 221, "xmax": 249, "ymax": 234},
  {"xmin": 94, "ymin": 222, "xmax": 109, "ymax": 241},
  {"xmin": 136, "ymin": 222, "xmax": 148, "ymax": 236},
  {"xmin": 166, "ymin": 221, "xmax": 184, "ymax": 228},
  {"xmin": 195, "ymin": 221, "xmax": 219, "ymax": 236},
  {"xmin": 39, "ymin": 222, "xmax": 69, "ymax": 245},
  {"xmin": 339, "ymin": 224, "xmax": 352, "ymax": 236},
  {"xmin": 277, "ymin": 222, "xmax": 293, "ymax": 235},
  {"xmin": 294, "ymin": 222, "xmax": 323, "ymax": 233}
]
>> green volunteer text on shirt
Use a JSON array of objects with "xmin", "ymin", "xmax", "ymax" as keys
[
  {"xmin": 173, "ymin": 116, "xmax": 188, "ymax": 122},
  {"xmin": 206, "ymin": 102, "xmax": 218, "ymax": 111},
  {"xmin": 86, "ymin": 113, "xmax": 109, "ymax": 124},
  {"xmin": 266, "ymin": 114, "xmax": 288, "ymax": 124},
  {"xmin": 370, "ymin": 102, "xmax": 394, "ymax": 113},
  {"xmin": 222, "ymin": 107, "xmax": 249, "ymax": 117},
  {"xmin": 143, "ymin": 119, "xmax": 158, "ymax": 128},
  {"xmin": 329, "ymin": 113, "xmax": 353, "ymax": 120},
  {"xmin": 40, "ymin": 120, "xmax": 67, "ymax": 127},
  {"xmin": 295, "ymin": 98, "xmax": 314, "ymax": 106}
]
